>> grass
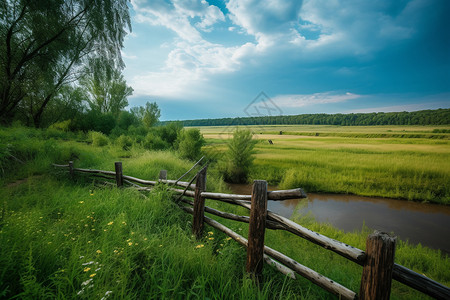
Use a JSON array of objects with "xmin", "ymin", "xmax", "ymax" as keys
[
  {"xmin": 1, "ymin": 126, "xmax": 449, "ymax": 299},
  {"xmin": 197, "ymin": 125, "xmax": 450, "ymax": 204}
]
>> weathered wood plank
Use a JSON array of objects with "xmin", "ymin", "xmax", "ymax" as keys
[
  {"xmin": 360, "ymin": 231, "xmax": 396, "ymax": 300},
  {"xmin": 192, "ymin": 166, "xmax": 207, "ymax": 239},
  {"xmin": 115, "ymin": 162, "xmax": 123, "ymax": 188},
  {"xmin": 267, "ymin": 188, "xmax": 307, "ymax": 200},
  {"xmin": 393, "ymin": 264, "xmax": 450, "ymax": 300},
  {"xmin": 246, "ymin": 181, "xmax": 268, "ymax": 280}
]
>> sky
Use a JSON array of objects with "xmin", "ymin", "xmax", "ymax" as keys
[{"xmin": 122, "ymin": 0, "xmax": 450, "ymax": 121}]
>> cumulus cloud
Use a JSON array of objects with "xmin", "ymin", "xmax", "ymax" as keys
[
  {"xmin": 127, "ymin": 0, "xmax": 434, "ymax": 99},
  {"xmin": 273, "ymin": 92, "xmax": 362, "ymax": 108}
]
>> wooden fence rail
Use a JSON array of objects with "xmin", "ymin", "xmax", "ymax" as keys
[{"xmin": 53, "ymin": 161, "xmax": 450, "ymax": 300}]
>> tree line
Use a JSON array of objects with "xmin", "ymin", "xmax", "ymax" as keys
[{"xmin": 177, "ymin": 109, "xmax": 450, "ymax": 127}]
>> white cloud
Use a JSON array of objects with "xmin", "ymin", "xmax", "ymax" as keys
[
  {"xmin": 121, "ymin": 51, "xmax": 137, "ymax": 60},
  {"xmin": 273, "ymin": 92, "xmax": 362, "ymax": 108}
]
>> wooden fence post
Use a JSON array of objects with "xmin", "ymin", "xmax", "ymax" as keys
[
  {"xmin": 192, "ymin": 166, "xmax": 207, "ymax": 239},
  {"xmin": 68, "ymin": 161, "xmax": 74, "ymax": 180},
  {"xmin": 115, "ymin": 162, "xmax": 123, "ymax": 188},
  {"xmin": 159, "ymin": 170, "xmax": 167, "ymax": 180},
  {"xmin": 246, "ymin": 180, "xmax": 268, "ymax": 282},
  {"xmin": 360, "ymin": 231, "xmax": 396, "ymax": 300}
]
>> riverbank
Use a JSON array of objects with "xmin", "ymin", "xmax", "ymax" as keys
[{"xmin": 198, "ymin": 125, "xmax": 450, "ymax": 204}]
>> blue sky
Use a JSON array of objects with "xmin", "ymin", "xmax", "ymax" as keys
[{"xmin": 122, "ymin": 0, "xmax": 450, "ymax": 121}]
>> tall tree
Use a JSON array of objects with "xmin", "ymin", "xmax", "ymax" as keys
[
  {"xmin": 81, "ymin": 57, "xmax": 133, "ymax": 118},
  {"xmin": 0, "ymin": 0, "xmax": 131, "ymax": 126},
  {"xmin": 131, "ymin": 101, "xmax": 161, "ymax": 128}
]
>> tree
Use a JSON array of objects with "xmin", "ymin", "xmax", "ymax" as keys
[
  {"xmin": 81, "ymin": 57, "xmax": 133, "ymax": 118},
  {"xmin": 0, "ymin": 0, "xmax": 131, "ymax": 126},
  {"xmin": 221, "ymin": 128, "xmax": 257, "ymax": 183},
  {"xmin": 131, "ymin": 102, "xmax": 161, "ymax": 128}
]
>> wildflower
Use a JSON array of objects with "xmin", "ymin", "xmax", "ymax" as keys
[
  {"xmin": 195, "ymin": 244, "xmax": 204, "ymax": 249},
  {"xmin": 135, "ymin": 243, "xmax": 138, "ymax": 246},
  {"xmin": 122, "ymin": 221, "xmax": 127, "ymax": 225},
  {"xmin": 84, "ymin": 267, "xmax": 91, "ymax": 272},
  {"xmin": 96, "ymin": 250, "xmax": 102, "ymax": 254},
  {"xmin": 131, "ymin": 232, "xmax": 135, "ymax": 235},
  {"xmin": 208, "ymin": 231, "xmax": 214, "ymax": 235},
  {"xmin": 79, "ymin": 201, "xmax": 84, "ymax": 204},
  {"xmin": 79, "ymin": 256, "xmax": 85, "ymax": 259},
  {"xmin": 159, "ymin": 244, "xmax": 163, "ymax": 247},
  {"xmin": 95, "ymin": 268, "xmax": 101, "ymax": 272},
  {"xmin": 144, "ymin": 238, "xmax": 148, "ymax": 241},
  {"xmin": 87, "ymin": 241, "xmax": 92, "ymax": 244},
  {"xmin": 104, "ymin": 229, "xmax": 107, "ymax": 232},
  {"xmin": 208, "ymin": 237, "xmax": 214, "ymax": 240},
  {"xmin": 82, "ymin": 261, "xmax": 95, "ymax": 266},
  {"xmin": 89, "ymin": 273, "xmax": 96, "ymax": 278},
  {"xmin": 107, "ymin": 221, "xmax": 113, "ymax": 226},
  {"xmin": 225, "ymin": 237, "xmax": 232, "ymax": 241},
  {"xmin": 113, "ymin": 250, "xmax": 118, "ymax": 253},
  {"xmin": 90, "ymin": 193, "xmax": 94, "ymax": 196},
  {"xmin": 128, "ymin": 242, "xmax": 133, "ymax": 246},
  {"xmin": 100, "ymin": 291, "xmax": 113, "ymax": 300}
]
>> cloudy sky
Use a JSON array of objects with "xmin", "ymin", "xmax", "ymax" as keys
[{"xmin": 122, "ymin": 0, "xmax": 450, "ymax": 121}]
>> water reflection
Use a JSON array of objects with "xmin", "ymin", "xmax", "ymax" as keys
[{"xmin": 228, "ymin": 184, "xmax": 450, "ymax": 254}]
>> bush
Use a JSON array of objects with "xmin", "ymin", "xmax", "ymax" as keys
[
  {"xmin": 116, "ymin": 134, "xmax": 133, "ymax": 150},
  {"xmin": 89, "ymin": 131, "xmax": 109, "ymax": 147},
  {"xmin": 220, "ymin": 129, "xmax": 256, "ymax": 183},
  {"xmin": 176, "ymin": 128, "xmax": 205, "ymax": 160},
  {"xmin": 143, "ymin": 132, "xmax": 168, "ymax": 150}
]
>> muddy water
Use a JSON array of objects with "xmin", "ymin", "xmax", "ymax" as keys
[{"xmin": 228, "ymin": 184, "xmax": 450, "ymax": 254}]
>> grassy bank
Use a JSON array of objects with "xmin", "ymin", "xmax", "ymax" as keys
[
  {"xmin": 198, "ymin": 125, "xmax": 450, "ymax": 204},
  {"xmin": 1, "ymin": 126, "xmax": 449, "ymax": 299}
]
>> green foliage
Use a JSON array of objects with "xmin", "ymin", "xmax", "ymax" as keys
[
  {"xmin": 89, "ymin": 131, "xmax": 109, "ymax": 147},
  {"xmin": 80, "ymin": 57, "xmax": 133, "ymax": 118},
  {"xmin": 176, "ymin": 128, "xmax": 205, "ymax": 160},
  {"xmin": 143, "ymin": 132, "xmax": 169, "ymax": 151},
  {"xmin": 131, "ymin": 102, "xmax": 161, "ymax": 128},
  {"xmin": 220, "ymin": 129, "xmax": 257, "ymax": 183},
  {"xmin": 48, "ymin": 120, "xmax": 72, "ymax": 132},
  {"xmin": 0, "ymin": 0, "xmax": 131, "ymax": 127},
  {"xmin": 116, "ymin": 135, "xmax": 133, "ymax": 150}
]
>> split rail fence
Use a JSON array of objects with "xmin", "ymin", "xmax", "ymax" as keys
[{"xmin": 53, "ymin": 161, "xmax": 450, "ymax": 300}]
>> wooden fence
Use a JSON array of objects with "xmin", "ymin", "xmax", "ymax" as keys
[{"xmin": 53, "ymin": 161, "xmax": 450, "ymax": 300}]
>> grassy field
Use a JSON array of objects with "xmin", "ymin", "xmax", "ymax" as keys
[
  {"xmin": 196, "ymin": 125, "xmax": 450, "ymax": 204},
  {"xmin": 1, "ymin": 126, "xmax": 449, "ymax": 299}
]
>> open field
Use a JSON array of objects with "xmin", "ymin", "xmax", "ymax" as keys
[
  {"xmin": 196, "ymin": 125, "xmax": 450, "ymax": 204},
  {"xmin": 1, "ymin": 126, "xmax": 449, "ymax": 299}
]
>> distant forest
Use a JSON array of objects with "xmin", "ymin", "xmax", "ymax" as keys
[{"xmin": 174, "ymin": 109, "xmax": 450, "ymax": 127}]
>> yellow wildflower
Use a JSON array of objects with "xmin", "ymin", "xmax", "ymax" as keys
[
  {"xmin": 208, "ymin": 237, "xmax": 214, "ymax": 240},
  {"xmin": 195, "ymin": 244, "xmax": 204, "ymax": 249},
  {"xmin": 90, "ymin": 193, "xmax": 94, "ymax": 196},
  {"xmin": 87, "ymin": 241, "xmax": 92, "ymax": 244},
  {"xmin": 159, "ymin": 244, "xmax": 163, "ymax": 247},
  {"xmin": 84, "ymin": 267, "xmax": 91, "ymax": 272},
  {"xmin": 128, "ymin": 242, "xmax": 133, "ymax": 246},
  {"xmin": 79, "ymin": 201, "xmax": 84, "ymax": 204},
  {"xmin": 107, "ymin": 221, "xmax": 113, "ymax": 226},
  {"xmin": 90, "ymin": 273, "xmax": 96, "ymax": 278},
  {"xmin": 208, "ymin": 231, "xmax": 214, "ymax": 235},
  {"xmin": 96, "ymin": 250, "xmax": 102, "ymax": 254},
  {"xmin": 225, "ymin": 237, "xmax": 232, "ymax": 241}
]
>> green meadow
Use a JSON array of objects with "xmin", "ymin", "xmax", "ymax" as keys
[
  {"xmin": 1, "ymin": 126, "xmax": 449, "ymax": 299},
  {"xmin": 198, "ymin": 125, "xmax": 450, "ymax": 204}
]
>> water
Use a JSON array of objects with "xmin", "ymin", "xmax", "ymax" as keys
[{"xmin": 228, "ymin": 184, "xmax": 450, "ymax": 254}]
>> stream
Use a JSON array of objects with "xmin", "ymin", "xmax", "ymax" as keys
[{"xmin": 228, "ymin": 184, "xmax": 450, "ymax": 254}]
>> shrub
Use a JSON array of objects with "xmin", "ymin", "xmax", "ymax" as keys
[
  {"xmin": 143, "ymin": 132, "xmax": 168, "ymax": 150},
  {"xmin": 116, "ymin": 134, "xmax": 133, "ymax": 150},
  {"xmin": 89, "ymin": 131, "xmax": 109, "ymax": 147},
  {"xmin": 220, "ymin": 128, "xmax": 256, "ymax": 183},
  {"xmin": 176, "ymin": 128, "xmax": 205, "ymax": 160}
]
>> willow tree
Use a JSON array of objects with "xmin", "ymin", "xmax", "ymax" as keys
[{"xmin": 0, "ymin": 0, "xmax": 131, "ymax": 126}]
